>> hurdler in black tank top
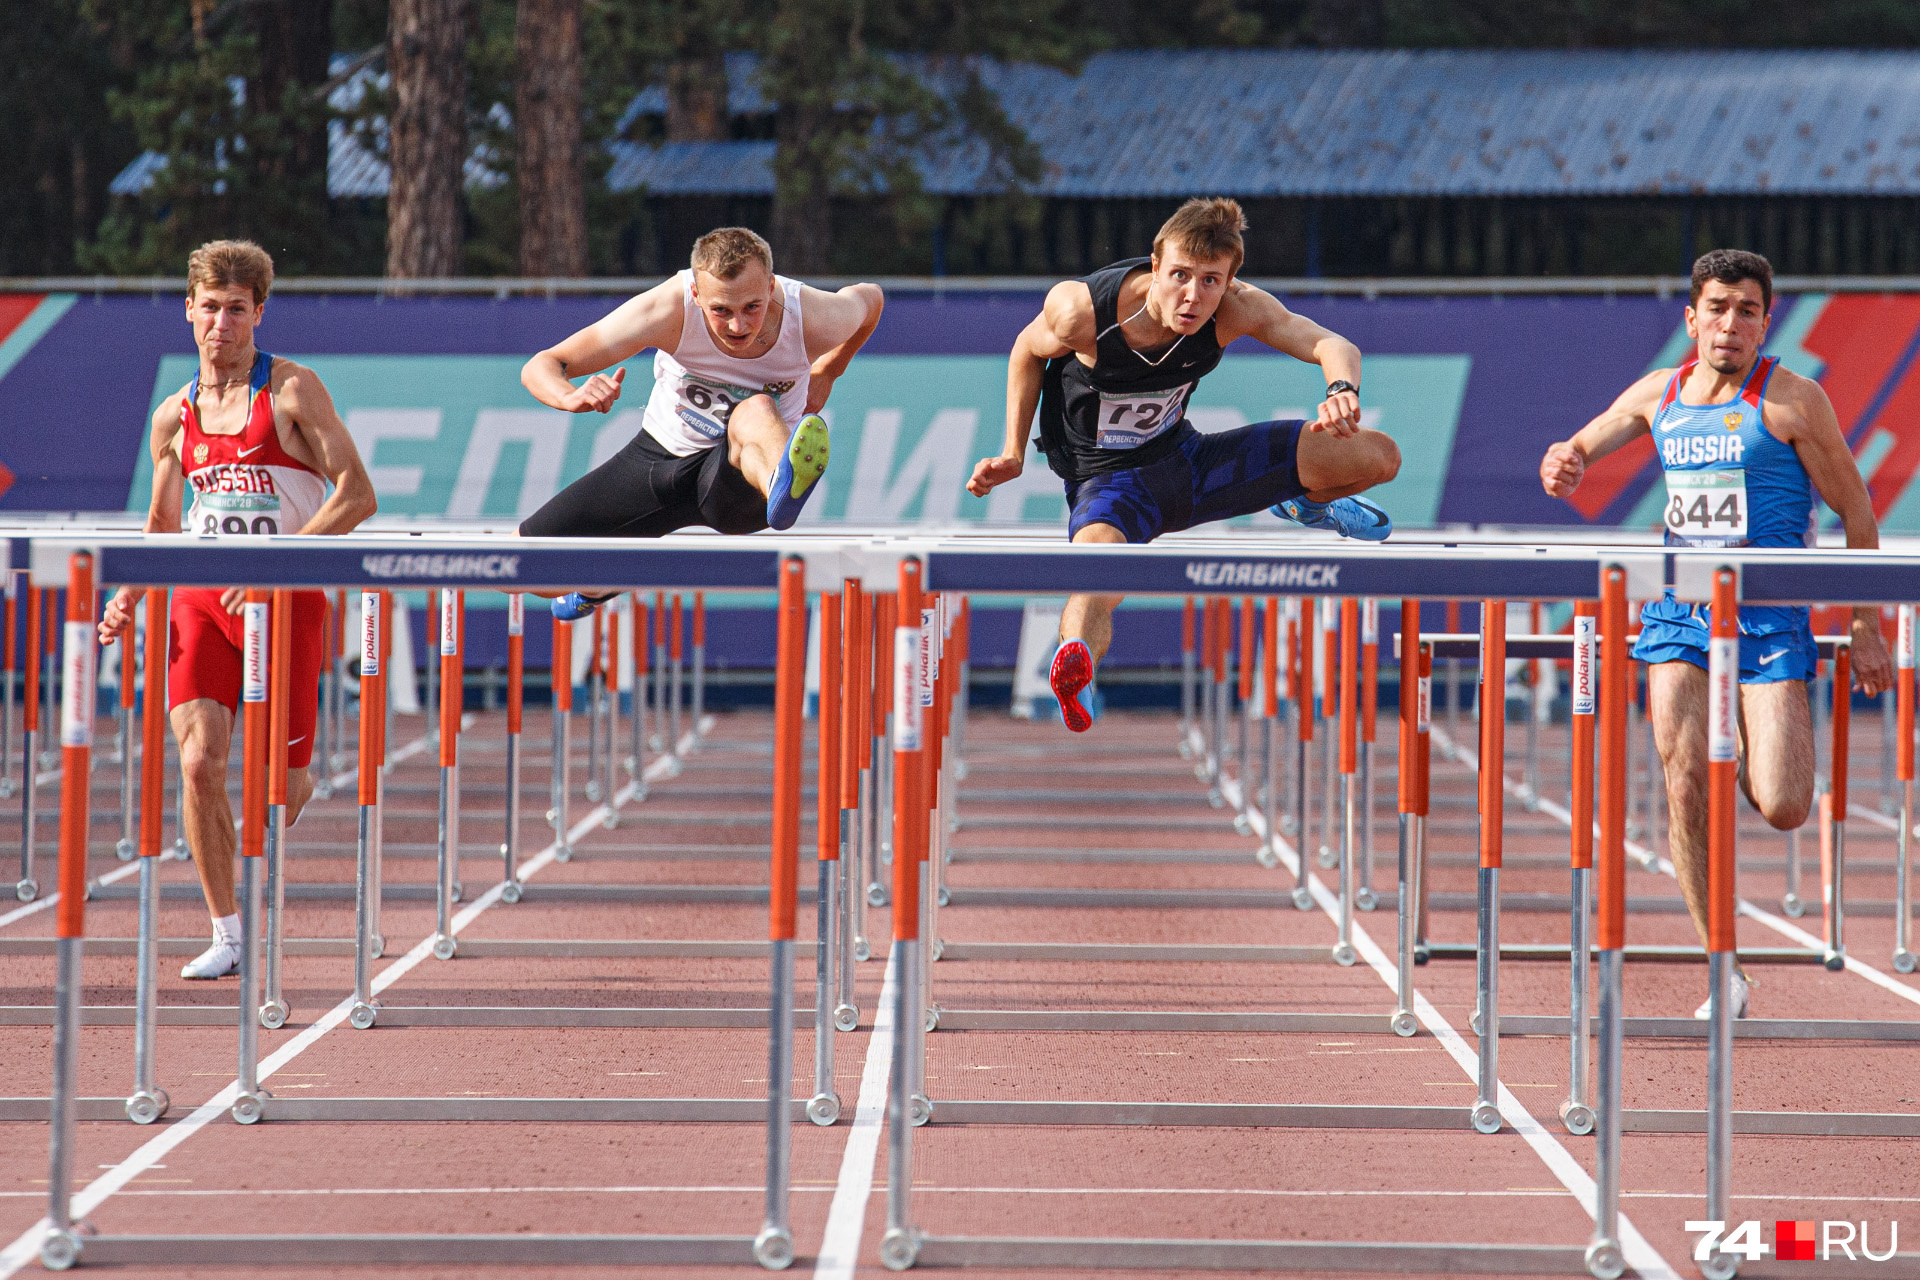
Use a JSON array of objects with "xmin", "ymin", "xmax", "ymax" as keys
[{"xmin": 1037, "ymin": 257, "xmax": 1226, "ymax": 485}]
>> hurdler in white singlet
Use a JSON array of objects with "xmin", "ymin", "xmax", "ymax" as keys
[{"xmin": 639, "ymin": 269, "xmax": 813, "ymax": 457}]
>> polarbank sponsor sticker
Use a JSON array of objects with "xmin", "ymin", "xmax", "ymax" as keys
[{"xmin": 1185, "ymin": 560, "xmax": 1340, "ymax": 589}]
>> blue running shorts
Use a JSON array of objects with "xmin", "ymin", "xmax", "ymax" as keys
[
  {"xmin": 1065, "ymin": 419, "xmax": 1308, "ymax": 543},
  {"xmin": 1632, "ymin": 593, "xmax": 1817, "ymax": 684}
]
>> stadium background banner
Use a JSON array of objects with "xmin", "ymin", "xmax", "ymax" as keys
[
  {"xmin": 3, "ymin": 286, "xmax": 1918, "ymax": 677},
  {"xmin": 0, "ymin": 285, "xmax": 1913, "ymax": 531}
]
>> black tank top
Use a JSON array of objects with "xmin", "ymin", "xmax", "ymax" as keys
[{"xmin": 1037, "ymin": 258, "xmax": 1225, "ymax": 484}]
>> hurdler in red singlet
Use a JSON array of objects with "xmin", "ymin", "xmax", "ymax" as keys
[
  {"xmin": 171, "ymin": 347, "xmax": 332, "ymax": 762},
  {"xmin": 98, "ymin": 239, "xmax": 377, "ymax": 979}
]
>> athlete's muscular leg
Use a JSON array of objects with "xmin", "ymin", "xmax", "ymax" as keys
[
  {"xmin": 726, "ymin": 394, "xmax": 786, "ymax": 496},
  {"xmin": 1736, "ymin": 681, "xmax": 1814, "ymax": 830},
  {"xmin": 172, "ymin": 699, "xmax": 238, "ymax": 920},
  {"xmin": 1295, "ymin": 428, "xmax": 1400, "ymax": 502},
  {"xmin": 1648, "ymin": 661, "xmax": 1714, "ymax": 952},
  {"xmin": 1059, "ymin": 523, "xmax": 1126, "ymax": 663}
]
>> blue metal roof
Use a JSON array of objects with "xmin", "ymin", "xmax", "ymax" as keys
[
  {"xmin": 604, "ymin": 139, "xmax": 774, "ymax": 195},
  {"xmin": 113, "ymin": 49, "xmax": 1920, "ymax": 202}
]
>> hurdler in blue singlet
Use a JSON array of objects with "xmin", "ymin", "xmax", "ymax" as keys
[{"xmin": 1633, "ymin": 354, "xmax": 1818, "ymax": 683}]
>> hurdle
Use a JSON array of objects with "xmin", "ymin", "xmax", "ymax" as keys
[
  {"xmin": 29, "ymin": 534, "xmax": 828, "ymax": 1273},
  {"xmin": 15, "ymin": 579, "xmax": 39, "ymax": 900},
  {"xmin": 124, "ymin": 588, "xmax": 170, "ymax": 1123},
  {"xmin": 874, "ymin": 536, "xmax": 1920, "ymax": 1276}
]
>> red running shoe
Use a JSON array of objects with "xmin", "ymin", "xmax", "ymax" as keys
[{"xmin": 1050, "ymin": 639, "xmax": 1095, "ymax": 733}]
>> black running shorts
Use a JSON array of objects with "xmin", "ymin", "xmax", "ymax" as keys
[{"xmin": 519, "ymin": 430, "xmax": 767, "ymax": 539}]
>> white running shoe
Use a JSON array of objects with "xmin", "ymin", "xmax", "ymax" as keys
[
  {"xmin": 1693, "ymin": 968, "xmax": 1749, "ymax": 1020},
  {"xmin": 181, "ymin": 939, "xmax": 242, "ymax": 980}
]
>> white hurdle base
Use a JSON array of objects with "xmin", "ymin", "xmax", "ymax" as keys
[
  {"xmin": 66, "ymin": 1234, "xmax": 755, "ymax": 1268},
  {"xmin": 914, "ymin": 1237, "xmax": 1588, "ymax": 1273}
]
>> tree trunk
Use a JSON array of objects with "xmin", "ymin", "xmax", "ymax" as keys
[
  {"xmin": 252, "ymin": 0, "xmax": 332, "ymax": 183},
  {"xmin": 770, "ymin": 104, "xmax": 830, "ymax": 275},
  {"xmin": 387, "ymin": 0, "xmax": 470, "ymax": 278},
  {"xmin": 665, "ymin": 48, "xmax": 728, "ymax": 143},
  {"xmin": 515, "ymin": 0, "xmax": 587, "ymax": 277}
]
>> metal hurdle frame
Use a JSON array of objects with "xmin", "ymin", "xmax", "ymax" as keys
[
  {"xmin": 871, "ymin": 536, "xmax": 1920, "ymax": 1275},
  {"xmin": 30, "ymin": 533, "xmax": 829, "ymax": 1273}
]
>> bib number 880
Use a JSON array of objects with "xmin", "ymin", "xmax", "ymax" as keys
[{"xmin": 201, "ymin": 513, "xmax": 280, "ymax": 536}]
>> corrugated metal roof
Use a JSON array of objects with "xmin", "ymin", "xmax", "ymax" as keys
[
  {"xmin": 605, "ymin": 139, "xmax": 774, "ymax": 195},
  {"xmin": 112, "ymin": 49, "xmax": 1920, "ymax": 201},
  {"xmin": 922, "ymin": 49, "xmax": 1920, "ymax": 197}
]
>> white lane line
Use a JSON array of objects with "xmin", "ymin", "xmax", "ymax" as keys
[
  {"xmin": 0, "ymin": 720, "xmax": 702, "ymax": 1279},
  {"xmin": 1213, "ymin": 760, "xmax": 1681, "ymax": 1280},
  {"xmin": 0, "ymin": 722, "xmax": 452, "ymax": 933},
  {"xmin": 1435, "ymin": 724, "xmax": 1920, "ymax": 1010},
  {"xmin": 813, "ymin": 948, "xmax": 899, "ymax": 1280}
]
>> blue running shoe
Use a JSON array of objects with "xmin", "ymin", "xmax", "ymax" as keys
[
  {"xmin": 1273, "ymin": 494, "xmax": 1392, "ymax": 541},
  {"xmin": 766, "ymin": 414, "xmax": 830, "ymax": 531},
  {"xmin": 551, "ymin": 591, "xmax": 614, "ymax": 622}
]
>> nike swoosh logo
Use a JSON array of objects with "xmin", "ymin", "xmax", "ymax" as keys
[
  {"xmin": 288, "ymin": 734, "xmax": 308, "ymax": 746},
  {"xmin": 237, "ymin": 444, "xmax": 264, "ymax": 458},
  {"xmin": 1758, "ymin": 650, "xmax": 1786, "ymax": 664}
]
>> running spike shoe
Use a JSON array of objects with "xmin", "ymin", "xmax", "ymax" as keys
[
  {"xmin": 766, "ymin": 414, "xmax": 831, "ymax": 531},
  {"xmin": 1050, "ymin": 639, "xmax": 1096, "ymax": 734},
  {"xmin": 1693, "ymin": 968, "xmax": 1750, "ymax": 1020},
  {"xmin": 181, "ymin": 939, "xmax": 242, "ymax": 980},
  {"xmin": 551, "ymin": 591, "xmax": 614, "ymax": 622},
  {"xmin": 1272, "ymin": 494, "xmax": 1392, "ymax": 541}
]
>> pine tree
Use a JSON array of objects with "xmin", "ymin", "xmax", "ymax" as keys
[{"xmin": 79, "ymin": 1, "xmax": 337, "ymax": 275}]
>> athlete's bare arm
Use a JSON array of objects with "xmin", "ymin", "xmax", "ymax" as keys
[
  {"xmin": 1214, "ymin": 283, "xmax": 1363, "ymax": 437},
  {"xmin": 800, "ymin": 283, "xmax": 884, "ymax": 412},
  {"xmin": 1765, "ymin": 368, "xmax": 1892, "ymax": 692},
  {"xmin": 99, "ymin": 399, "xmax": 189, "ymax": 642},
  {"xmin": 271, "ymin": 360, "xmax": 377, "ymax": 537},
  {"xmin": 521, "ymin": 277, "xmax": 688, "ymax": 414},
  {"xmin": 967, "ymin": 282, "xmax": 1089, "ymax": 497},
  {"xmin": 1538, "ymin": 369, "xmax": 1672, "ymax": 498}
]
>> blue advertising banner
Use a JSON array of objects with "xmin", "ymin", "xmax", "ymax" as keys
[{"xmin": 7, "ymin": 284, "xmax": 1917, "ymax": 672}]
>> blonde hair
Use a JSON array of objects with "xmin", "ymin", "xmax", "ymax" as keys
[
  {"xmin": 187, "ymin": 240, "xmax": 275, "ymax": 305},
  {"xmin": 690, "ymin": 227, "xmax": 773, "ymax": 280},
  {"xmin": 1152, "ymin": 198, "xmax": 1247, "ymax": 275}
]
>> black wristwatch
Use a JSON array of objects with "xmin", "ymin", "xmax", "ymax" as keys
[{"xmin": 1325, "ymin": 380, "xmax": 1358, "ymax": 398}]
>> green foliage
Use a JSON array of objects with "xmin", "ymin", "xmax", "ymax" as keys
[
  {"xmin": 16, "ymin": 0, "xmax": 1920, "ymax": 278},
  {"xmin": 0, "ymin": 0, "xmax": 138, "ymax": 274},
  {"xmin": 76, "ymin": 2, "xmax": 338, "ymax": 276}
]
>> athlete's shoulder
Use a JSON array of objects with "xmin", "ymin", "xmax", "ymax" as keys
[
  {"xmin": 1212, "ymin": 278, "xmax": 1285, "ymax": 334},
  {"xmin": 1756, "ymin": 362, "xmax": 1834, "ymax": 439},
  {"xmin": 1039, "ymin": 280, "xmax": 1096, "ymax": 352},
  {"xmin": 150, "ymin": 389, "xmax": 187, "ymax": 459},
  {"xmin": 1622, "ymin": 365, "xmax": 1680, "ymax": 411}
]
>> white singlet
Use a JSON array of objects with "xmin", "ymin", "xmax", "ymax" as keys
[{"xmin": 640, "ymin": 270, "xmax": 812, "ymax": 457}]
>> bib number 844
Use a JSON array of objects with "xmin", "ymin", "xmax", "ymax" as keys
[
  {"xmin": 1666, "ymin": 491, "xmax": 1743, "ymax": 531},
  {"xmin": 1664, "ymin": 471, "xmax": 1747, "ymax": 537}
]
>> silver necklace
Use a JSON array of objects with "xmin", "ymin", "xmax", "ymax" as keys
[{"xmin": 1113, "ymin": 299, "xmax": 1188, "ymax": 368}]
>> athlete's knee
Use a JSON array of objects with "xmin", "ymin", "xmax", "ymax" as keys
[
  {"xmin": 1752, "ymin": 779, "xmax": 1812, "ymax": 832},
  {"xmin": 1360, "ymin": 431, "xmax": 1400, "ymax": 485},
  {"xmin": 176, "ymin": 738, "xmax": 226, "ymax": 793}
]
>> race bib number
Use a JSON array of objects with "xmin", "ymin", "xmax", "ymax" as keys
[
  {"xmin": 672, "ymin": 375, "xmax": 749, "ymax": 443},
  {"xmin": 1095, "ymin": 386, "xmax": 1189, "ymax": 450},
  {"xmin": 189, "ymin": 491, "xmax": 282, "ymax": 537},
  {"xmin": 1663, "ymin": 470, "xmax": 1747, "ymax": 543}
]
